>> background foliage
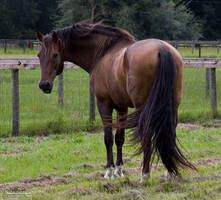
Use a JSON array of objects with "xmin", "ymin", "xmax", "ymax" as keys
[{"xmin": 0, "ymin": 0, "xmax": 220, "ymax": 40}]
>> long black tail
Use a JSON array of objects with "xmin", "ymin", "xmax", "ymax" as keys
[{"xmin": 131, "ymin": 46, "xmax": 196, "ymax": 175}]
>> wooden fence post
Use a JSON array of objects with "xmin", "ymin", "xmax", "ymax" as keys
[
  {"xmin": 210, "ymin": 68, "xmax": 217, "ymax": 117},
  {"xmin": 89, "ymin": 80, "xmax": 95, "ymax": 122},
  {"xmin": 192, "ymin": 43, "xmax": 195, "ymax": 55},
  {"xmin": 4, "ymin": 39, "xmax": 7, "ymax": 53},
  {"xmin": 199, "ymin": 43, "xmax": 211, "ymax": 97},
  {"xmin": 11, "ymin": 69, "xmax": 19, "ymax": 136},
  {"xmin": 58, "ymin": 73, "xmax": 64, "ymax": 105},
  {"xmin": 198, "ymin": 44, "xmax": 201, "ymax": 58},
  {"xmin": 206, "ymin": 68, "xmax": 211, "ymax": 97}
]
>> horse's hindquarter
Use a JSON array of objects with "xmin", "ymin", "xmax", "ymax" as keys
[
  {"xmin": 125, "ymin": 39, "xmax": 183, "ymax": 108},
  {"xmin": 92, "ymin": 39, "xmax": 183, "ymax": 110}
]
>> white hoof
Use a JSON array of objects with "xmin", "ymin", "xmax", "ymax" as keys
[
  {"xmin": 140, "ymin": 171, "xmax": 150, "ymax": 183},
  {"xmin": 114, "ymin": 165, "xmax": 124, "ymax": 178},
  {"xmin": 164, "ymin": 170, "xmax": 173, "ymax": 180},
  {"xmin": 104, "ymin": 167, "xmax": 114, "ymax": 179}
]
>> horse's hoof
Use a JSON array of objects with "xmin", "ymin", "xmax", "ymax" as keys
[
  {"xmin": 104, "ymin": 167, "xmax": 114, "ymax": 179},
  {"xmin": 140, "ymin": 172, "xmax": 150, "ymax": 183},
  {"xmin": 164, "ymin": 171, "xmax": 181, "ymax": 181},
  {"xmin": 114, "ymin": 165, "xmax": 124, "ymax": 178},
  {"xmin": 164, "ymin": 170, "xmax": 173, "ymax": 180}
]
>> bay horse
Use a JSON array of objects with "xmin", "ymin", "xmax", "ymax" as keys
[{"xmin": 36, "ymin": 23, "xmax": 196, "ymax": 181}]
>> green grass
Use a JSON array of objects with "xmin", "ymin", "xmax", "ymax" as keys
[
  {"xmin": 0, "ymin": 128, "xmax": 220, "ymax": 199},
  {"xmin": 178, "ymin": 47, "xmax": 221, "ymax": 58},
  {"xmin": 0, "ymin": 47, "xmax": 38, "ymax": 58},
  {"xmin": 1, "ymin": 46, "xmax": 221, "ymax": 58}
]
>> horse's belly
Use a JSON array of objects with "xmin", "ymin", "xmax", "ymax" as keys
[{"xmin": 110, "ymin": 88, "xmax": 134, "ymax": 108}]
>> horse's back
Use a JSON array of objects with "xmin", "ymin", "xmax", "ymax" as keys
[{"xmin": 125, "ymin": 39, "xmax": 183, "ymax": 108}]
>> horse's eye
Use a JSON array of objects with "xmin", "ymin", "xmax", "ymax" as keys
[{"xmin": 53, "ymin": 53, "xmax": 58, "ymax": 59}]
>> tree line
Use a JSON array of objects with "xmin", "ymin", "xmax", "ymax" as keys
[{"xmin": 0, "ymin": 0, "xmax": 220, "ymax": 40}]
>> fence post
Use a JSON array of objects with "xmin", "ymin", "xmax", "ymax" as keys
[
  {"xmin": 210, "ymin": 68, "xmax": 217, "ymax": 117},
  {"xmin": 199, "ymin": 43, "xmax": 211, "ymax": 97},
  {"xmin": 198, "ymin": 44, "xmax": 201, "ymax": 58},
  {"xmin": 206, "ymin": 69, "xmax": 211, "ymax": 97},
  {"xmin": 11, "ymin": 69, "xmax": 20, "ymax": 136},
  {"xmin": 58, "ymin": 73, "xmax": 64, "ymax": 105},
  {"xmin": 4, "ymin": 39, "xmax": 7, "ymax": 53},
  {"xmin": 89, "ymin": 80, "xmax": 95, "ymax": 122},
  {"xmin": 192, "ymin": 43, "xmax": 194, "ymax": 55}
]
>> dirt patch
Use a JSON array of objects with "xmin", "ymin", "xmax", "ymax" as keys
[
  {"xmin": 86, "ymin": 170, "xmax": 105, "ymax": 181},
  {"xmin": 177, "ymin": 121, "xmax": 221, "ymax": 129},
  {"xmin": 123, "ymin": 157, "xmax": 132, "ymax": 164},
  {"xmin": 190, "ymin": 174, "xmax": 221, "ymax": 182},
  {"xmin": 208, "ymin": 121, "xmax": 221, "ymax": 128},
  {"xmin": 33, "ymin": 136, "xmax": 49, "ymax": 143},
  {"xmin": 177, "ymin": 123, "xmax": 204, "ymax": 130},
  {"xmin": 0, "ymin": 146, "xmax": 33, "ymax": 157},
  {"xmin": 63, "ymin": 186, "xmax": 92, "ymax": 197},
  {"xmin": 194, "ymin": 157, "xmax": 221, "ymax": 167},
  {"xmin": 124, "ymin": 168, "xmax": 140, "ymax": 176},
  {"xmin": 62, "ymin": 172, "xmax": 80, "ymax": 178},
  {"xmin": 0, "ymin": 175, "xmax": 68, "ymax": 192},
  {"xmin": 119, "ymin": 189, "xmax": 144, "ymax": 200},
  {"xmin": 0, "ymin": 150, "xmax": 32, "ymax": 158},
  {"xmin": 70, "ymin": 148, "xmax": 91, "ymax": 155}
]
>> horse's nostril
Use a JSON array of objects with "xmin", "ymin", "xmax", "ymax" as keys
[
  {"xmin": 39, "ymin": 81, "xmax": 52, "ymax": 93},
  {"xmin": 45, "ymin": 81, "xmax": 50, "ymax": 88},
  {"xmin": 39, "ymin": 82, "xmax": 44, "ymax": 89}
]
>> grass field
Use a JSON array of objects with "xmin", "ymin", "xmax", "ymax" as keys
[
  {"xmin": 0, "ymin": 126, "xmax": 220, "ymax": 199},
  {"xmin": 1, "ymin": 46, "xmax": 221, "ymax": 58}
]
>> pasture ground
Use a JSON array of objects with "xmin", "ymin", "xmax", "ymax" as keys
[{"xmin": 0, "ymin": 126, "xmax": 220, "ymax": 200}]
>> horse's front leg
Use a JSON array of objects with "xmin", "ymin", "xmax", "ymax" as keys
[
  {"xmin": 114, "ymin": 108, "xmax": 128, "ymax": 178},
  {"xmin": 97, "ymin": 99, "xmax": 114, "ymax": 179},
  {"xmin": 103, "ymin": 126, "xmax": 115, "ymax": 179}
]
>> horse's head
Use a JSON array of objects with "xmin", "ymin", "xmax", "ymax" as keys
[{"xmin": 36, "ymin": 31, "xmax": 64, "ymax": 94}]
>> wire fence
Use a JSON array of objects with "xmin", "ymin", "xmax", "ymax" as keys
[
  {"xmin": 0, "ymin": 39, "xmax": 38, "ymax": 53},
  {"xmin": 0, "ymin": 69, "xmax": 101, "ymax": 137}
]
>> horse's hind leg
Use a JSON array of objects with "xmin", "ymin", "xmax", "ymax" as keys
[
  {"xmin": 114, "ymin": 108, "xmax": 128, "ymax": 177},
  {"xmin": 97, "ymin": 99, "xmax": 114, "ymax": 179}
]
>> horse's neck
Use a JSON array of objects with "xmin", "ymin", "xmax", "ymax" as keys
[
  {"xmin": 63, "ymin": 36, "xmax": 107, "ymax": 73},
  {"xmin": 62, "ymin": 40, "xmax": 93, "ymax": 72},
  {"xmin": 62, "ymin": 35, "xmax": 132, "ymax": 73}
]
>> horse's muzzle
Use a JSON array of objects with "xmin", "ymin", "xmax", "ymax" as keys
[{"xmin": 39, "ymin": 81, "xmax": 53, "ymax": 94}]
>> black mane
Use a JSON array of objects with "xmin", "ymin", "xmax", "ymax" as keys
[
  {"xmin": 55, "ymin": 23, "xmax": 135, "ymax": 44},
  {"xmin": 49, "ymin": 23, "xmax": 135, "ymax": 57}
]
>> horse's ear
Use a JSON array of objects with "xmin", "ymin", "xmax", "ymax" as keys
[
  {"xmin": 36, "ymin": 31, "xmax": 43, "ymax": 42},
  {"xmin": 52, "ymin": 31, "xmax": 58, "ymax": 43}
]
